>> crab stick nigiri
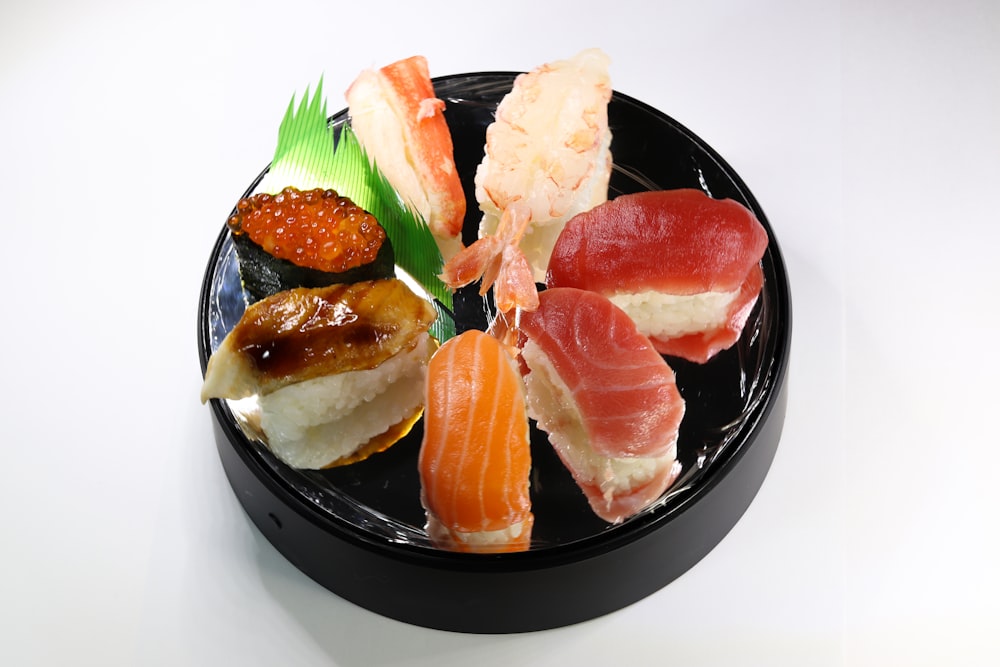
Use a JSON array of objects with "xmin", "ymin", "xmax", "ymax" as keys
[
  {"xmin": 346, "ymin": 55, "xmax": 466, "ymax": 261},
  {"xmin": 516, "ymin": 287, "xmax": 685, "ymax": 524},
  {"xmin": 545, "ymin": 189, "xmax": 769, "ymax": 363},
  {"xmin": 419, "ymin": 330, "xmax": 534, "ymax": 553}
]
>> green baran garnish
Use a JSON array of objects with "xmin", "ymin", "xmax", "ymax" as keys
[
  {"xmin": 255, "ymin": 78, "xmax": 456, "ymax": 342},
  {"xmin": 255, "ymin": 78, "xmax": 338, "ymax": 194}
]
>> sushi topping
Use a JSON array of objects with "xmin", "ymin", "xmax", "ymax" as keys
[
  {"xmin": 546, "ymin": 189, "xmax": 768, "ymax": 296},
  {"xmin": 228, "ymin": 186, "xmax": 387, "ymax": 275}
]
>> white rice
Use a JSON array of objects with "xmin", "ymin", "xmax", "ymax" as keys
[
  {"xmin": 258, "ymin": 334, "xmax": 432, "ymax": 469},
  {"xmin": 521, "ymin": 340, "xmax": 674, "ymax": 500},
  {"xmin": 608, "ymin": 288, "xmax": 740, "ymax": 340},
  {"xmin": 426, "ymin": 512, "xmax": 532, "ymax": 553}
]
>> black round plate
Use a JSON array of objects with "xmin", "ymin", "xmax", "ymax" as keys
[{"xmin": 198, "ymin": 72, "xmax": 792, "ymax": 633}]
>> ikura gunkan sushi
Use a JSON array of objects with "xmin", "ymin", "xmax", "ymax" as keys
[
  {"xmin": 200, "ymin": 279, "xmax": 437, "ymax": 469},
  {"xmin": 515, "ymin": 287, "xmax": 685, "ymax": 524},
  {"xmin": 546, "ymin": 189, "xmax": 769, "ymax": 363},
  {"xmin": 227, "ymin": 186, "xmax": 395, "ymax": 302},
  {"xmin": 419, "ymin": 330, "xmax": 534, "ymax": 553}
]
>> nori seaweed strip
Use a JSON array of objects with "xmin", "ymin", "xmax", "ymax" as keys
[{"xmin": 230, "ymin": 231, "xmax": 395, "ymax": 303}]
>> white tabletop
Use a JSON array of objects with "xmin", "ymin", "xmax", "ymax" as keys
[{"xmin": 3, "ymin": 1, "xmax": 998, "ymax": 665}]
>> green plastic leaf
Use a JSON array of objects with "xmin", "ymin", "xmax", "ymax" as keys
[
  {"xmin": 253, "ymin": 79, "xmax": 456, "ymax": 341},
  {"xmin": 330, "ymin": 126, "xmax": 456, "ymax": 342},
  {"xmin": 256, "ymin": 78, "xmax": 338, "ymax": 195},
  {"xmin": 327, "ymin": 127, "xmax": 449, "ymax": 301}
]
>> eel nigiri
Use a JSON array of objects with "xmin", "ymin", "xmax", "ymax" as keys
[
  {"xmin": 346, "ymin": 55, "xmax": 466, "ymax": 261},
  {"xmin": 516, "ymin": 287, "xmax": 685, "ymax": 524},
  {"xmin": 474, "ymin": 48, "xmax": 613, "ymax": 281},
  {"xmin": 200, "ymin": 279, "xmax": 437, "ymax": 469},
  {"xmin": 545, "ymin": 189, "xmax": 769, "ymax": 363},
  {"xmin": 419, "ymin": 330, "xmax": 533, "ymax": 553}
]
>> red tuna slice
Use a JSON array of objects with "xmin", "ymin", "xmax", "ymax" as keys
[
  {"xmin": 545, "ymin": 189, "xmax": 768, "ymax": 296},
  {"xmin": 517, "ymin": 287, "xmax": 685, "ymax": 460}
]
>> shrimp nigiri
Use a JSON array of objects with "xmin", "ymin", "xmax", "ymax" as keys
[
  {"xmin": 474, "ymin": 48, "xmax": 613, "ymax": 281},
  {"xmin": 418, "ymin": 330, "xmax": 534, "ymax": 553}
]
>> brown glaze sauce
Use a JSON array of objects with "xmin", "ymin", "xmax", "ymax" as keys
[{"xmin": 230, "ymin": 280, "xmax": 437, "ymax": 389}]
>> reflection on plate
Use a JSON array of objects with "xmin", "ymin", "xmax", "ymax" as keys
[{"xmin": 198, "ymin": 72, "xmax": 791, "ymax": 632}]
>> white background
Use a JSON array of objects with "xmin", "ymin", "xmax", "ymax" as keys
[{"xmin": 2, "ymin": 1, "xmax": 997, "ymax": 665}]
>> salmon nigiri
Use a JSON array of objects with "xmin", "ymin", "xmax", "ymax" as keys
[
  {"xmin": 418, "ymin": 330, "xmax": 534, "ymax": 553},
  {"xmin": 546, "ymin": 189, "xmax": 769, "ymax": 363},
  {"xmin": 516, "ymin": 287, "xmax": 685, "ymax": 524}
]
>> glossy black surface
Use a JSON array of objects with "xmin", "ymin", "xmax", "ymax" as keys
[{"xmin": 198, "ymin": 73, "xmax": 792, "ymax": 632}]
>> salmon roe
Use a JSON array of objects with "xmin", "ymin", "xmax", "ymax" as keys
[{"xmin": 227, "ymin": 186, "xmax": 386, "ymax": 273}]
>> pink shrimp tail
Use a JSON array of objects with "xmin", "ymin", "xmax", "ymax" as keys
[
  {"xmin": 495, "ymin": 243, "xmax": 539, "ymax": 312},
  {"xmin": 439, "ymin": 235, "xmax": 504, "ymax": 297},
  {"xmin": 439, "ymin": 203, "xmax": 540, "ymax": 312}
]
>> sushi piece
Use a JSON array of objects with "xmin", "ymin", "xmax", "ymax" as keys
[
  {"xmin": 200, "ymin": 279, "xmax": 437, "ymax": 469},
  {"xmin": 474, "ymin": 48, "xmax": 613, "ymax": 281},
  {"xmin": 515, "ymin": 287, "xmax": 685, "ymax": 524},
  {"xmin": 419, "ymin": 330, "xmax": 533, "ymax": 553},
  {"xmin": 545, "ymin": 189, "xmax": 769, "ymax": 363},
  {"xmin": 227, "ymin": 186, "xmax": 395, "ymax": 302},
  {"xmin": 346, "ymin": 55, "xmax": 466, "ymax": 261}
]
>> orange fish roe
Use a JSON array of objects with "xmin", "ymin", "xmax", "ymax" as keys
[{"xmin": 228, "ymin": 186, "xmax": 387, "ymax": 274}]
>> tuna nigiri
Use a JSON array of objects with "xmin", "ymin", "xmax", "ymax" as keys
[
  {"xmin": 515, "ymin": 287, "xmax": 685, "ymax": 524},
  {"xmin": 546, "ymin": 189, "xmax": 769, "ymax": 363},
  {"xmin": 419, "ymin": 330, "xmax": 534, "ymax": 553}
]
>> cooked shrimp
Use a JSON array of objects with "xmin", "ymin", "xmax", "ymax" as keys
[
  {"xmin": 474, "ymin": 48, "xmax": 613, "ymax": 281},
  {"xmin": 439, "ymin": 201, "xmax": 539, "ymax": 313}
]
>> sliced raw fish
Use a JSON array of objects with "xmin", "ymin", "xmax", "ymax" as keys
[
  {"xmin": 545, "ymin": 189, "xmax": 768, "ymax": 362},
  {"xmin": 517, "ymin": 287, "xmax": 684, "ymax": 523},
  {"xmin": 419, "ymin": 330, "xmax": 534, "ymax": 552}
]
